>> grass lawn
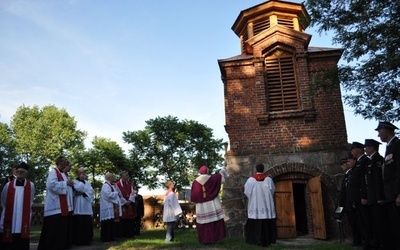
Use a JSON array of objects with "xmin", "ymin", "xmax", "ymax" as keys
[{"xmin": 30, "ymin": 225, "xmax": 354, "ymax": 249}]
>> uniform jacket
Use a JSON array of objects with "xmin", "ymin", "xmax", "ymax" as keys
[
  {"xmin": 383, "ymin": 137, "xmax": 400, "ymax": 202},
  {"xmin": 135, "ymin": 194, "xmax": 144, "ymax": 218},
  {"xmin": 361, "ymin": 152, "xmax": 384, "ymax": 204},
  {"xmin": 340, "ymin": 155, "xmax": 367, "ymax": 211}
]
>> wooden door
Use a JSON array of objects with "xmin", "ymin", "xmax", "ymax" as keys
[
  {"xmin": 275, "ymin": 180, "xmax": 296, "ymax": 238},
  {"xmin": 308, "ymin": 176, "xmax": 327, "ymax": 239}
]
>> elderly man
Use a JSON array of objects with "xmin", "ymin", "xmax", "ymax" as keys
[
  {"xmin": 0, "ymin": 162, "xmax": 35, "ymax": 250},
  {"xmin": 375, "ymin": 121, "xmax": 400, "ymax": 249},
  {"xmin": 73, "ymin": 167, "xmax": 94, "ymax": 246},
  {"xmin": 190, "ymin": 165, "xmax": 228, "ymax": 244},
  {"xmin": 115, "ymin": 170, "xmax": 136, "ymax": 238},
  {"xmin": 100, "ymin": 173, "xmax": 121, "ymax": 242}
]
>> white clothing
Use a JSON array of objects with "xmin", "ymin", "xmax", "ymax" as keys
[
  {"xmin": 244, "ymin": 176, "xmax": 276, "ymax": 219},
  {"xmin": 62, "ymin": 172, "xmax": 84, "ymax": 212},
  {"xmin": 0, "ymin": 179, "xmax": 35, "ymax": 233},
  {"xmin": 162, "ymin": 192, "xmax": 182, "ymax": 222},
  {"xmin": 195, "ymin": 197, "xmax": 224, "ymax": 224},
  {"xmin": 99, "ymin": 182, "xmax": 120, "ymax": 221},
  {"xmin": 73, "ymin": 179, "xmax": 94, "ymax": 215},
  {"xmin": 43, "ymin": 168, "xmax": 69, "ymax": 216}
]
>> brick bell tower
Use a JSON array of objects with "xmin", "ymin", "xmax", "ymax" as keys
[{"xmin": 218, "ymin": 0, "xmax": 348, "ymax": 239}]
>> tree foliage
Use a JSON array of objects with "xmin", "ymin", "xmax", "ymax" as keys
[
  {"xmin": 80, "ymin": 136, "xmax": 126, "ymax": 178},
  {"xmin": 9, "ymin": 105, "xmax": 87, "ymax": 201},
  {"xmin": 306, "ymin": 0, "xmax": 400, "ymax": 121},
  {"xmin": 122, "ymin": 116, "xmax": 225, "ymax": 191},
  {"xmin": 72, "ymin": 136, "xmax": 127, "ymax": 203},
  {"xmin": 0, "ymin": 122, "xmax": 17, "ymax": 181}
]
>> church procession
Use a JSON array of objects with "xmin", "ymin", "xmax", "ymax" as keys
[{"xmin": 1, "ymin": 0, "xmax": 399, "ymax": 250}]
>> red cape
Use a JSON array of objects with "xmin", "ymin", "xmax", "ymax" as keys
[{"xmin": 191, "ymin": 173, "xmax": 222, "ymax": 203}]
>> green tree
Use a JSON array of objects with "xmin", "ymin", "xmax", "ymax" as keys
[
  {"xmin": 78, "ymin": 136, "xmax": 126, "ymax": 181},
  {"xmin": 122, "ymin": 116, "xmax": 224, "ymax": 191},
  {"xmin": 10, "ymin": 105, "xmax": 86, "ymax": 201},
  {"xmin": 73, "ymin": 136, "xmax": 129, "ymax": 203},
  {"xmin": 306, "ymin": 0, "xmax": 400, "ymax": 121},
  {"xmin": 0, "ymin": 121, "xmax": 17, "ymax": 182}
]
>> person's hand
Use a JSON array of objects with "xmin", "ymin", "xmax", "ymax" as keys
[
  {"xmin": 67, "ymin": 179, "xmax": 73, "ymax": 186},
  {"xmin": 396, "ymin": 195, "xmax": 400, "ymax": 207}
]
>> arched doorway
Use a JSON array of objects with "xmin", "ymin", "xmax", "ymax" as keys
[{"xmin": 267, "ymin": 163, "xmax": 337, "ymax": 240}]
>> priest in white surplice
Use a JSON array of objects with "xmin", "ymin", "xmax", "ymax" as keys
[
  {"xmin": 0, "ymin": 162, "xmax": 35, "ymax": 250},
  {"xmin": 244, "ymin": 163, "xmax": 277, "ymax": 247},
  {"xmin": 100, "ymin": 173, "xmax": 121, "ymax": 242},
  {"xmin": 38, "ymin": 156, "xmax": 74, "ymax": 250},
  {"xmin": 63, "ymin": 161, "xmax": 83, "ymax": 249},
  {"xmin": 73, "ymin": 167, "xmax": 94, "ymax": 245}
]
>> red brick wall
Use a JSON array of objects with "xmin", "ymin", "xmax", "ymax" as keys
[{"xmin": 221, "ymin": 50, "xmax": 347, "ymax": 156}]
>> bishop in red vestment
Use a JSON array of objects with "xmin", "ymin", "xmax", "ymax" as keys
[{"xmin": 191, "ymin": 165, "xmax": 228, "ymax": 244}]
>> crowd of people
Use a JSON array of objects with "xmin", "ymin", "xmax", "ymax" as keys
[
  {"xmin": 0, "ymin": 156, "xmax": 145, "ymax": 250},
  {"xmin": 0, "ymin": 153, "xmax": 276, "ymax": 249},
  {"xmin": 2, "ymin": 121, "xmax": 397, "ymax": 249},
  {"xmin": 339, "ymin": 121, "xmax": 400, "ymax": 249},
  {"xmin": 98, "ymin": 170, "xmax": 145, "ymax": 243}
]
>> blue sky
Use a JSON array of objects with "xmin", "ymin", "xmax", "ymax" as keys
[{"xmin": 0, "ymin": 0, "xmax": 392, "ymax": 162}]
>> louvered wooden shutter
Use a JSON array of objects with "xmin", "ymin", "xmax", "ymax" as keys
[
  {"xmin": 253, "ymin": 19, "xmax": 270, "ymax": 36},
  {"xmin": 241, "ymin": 29, "xmax": 248, "ymax": 54},
  {"xmin": 265, "ymin": 52, "xmax": 299, "ymax": 112},
  {"xmin": 277, "ymin": 16, "xmax": 294, "ymax": 29}
]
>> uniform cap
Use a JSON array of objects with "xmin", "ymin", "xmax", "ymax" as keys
[
  {"xmin": 375, "ymin": 121, "xmax": 398, "ymax": 131},
  {"xmin": 350, "ymin": 141, "xmax": 364, "ymax": 149},
  {"xmin": 364, "ymin": 139, "xmax": 381, "ymax": 150}
]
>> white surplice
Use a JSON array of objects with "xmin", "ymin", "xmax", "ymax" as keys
[
  {"xmin": 163, "ymin": 192, "xmax": 182, "ymax": 222},
  {"xmin": 44, "ymin": 168, "xmax": 69, "ymax": 217},
  {"xmin": 99, "ymin": 182, "xmax": 120, "ymax": 221},
  {"xmin": 73, "ymin": 179, "xmax": 94, "ymax": 215},
  {"xmin": 244, "ymin": 176, "xmax": 276, "ymax": 219}
]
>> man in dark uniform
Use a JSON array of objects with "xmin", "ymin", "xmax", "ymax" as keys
[
  {"xmin": 361, "ymin": 139, "xmax": 385, "ymax": 249},
  {"xmin": 375, "ymin": 121, "xmax": 400, "ymax": 249},
  {"xmin": 339, "ymin": 142, "xmax": 366, "ymax": 246},
  {"xmin": 133, "ymin": 186, "xmax": 144, "ymax": 236},
  {"xmin": 349, "ymin": 141, "xmax": 369, "ymax": 247}
]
